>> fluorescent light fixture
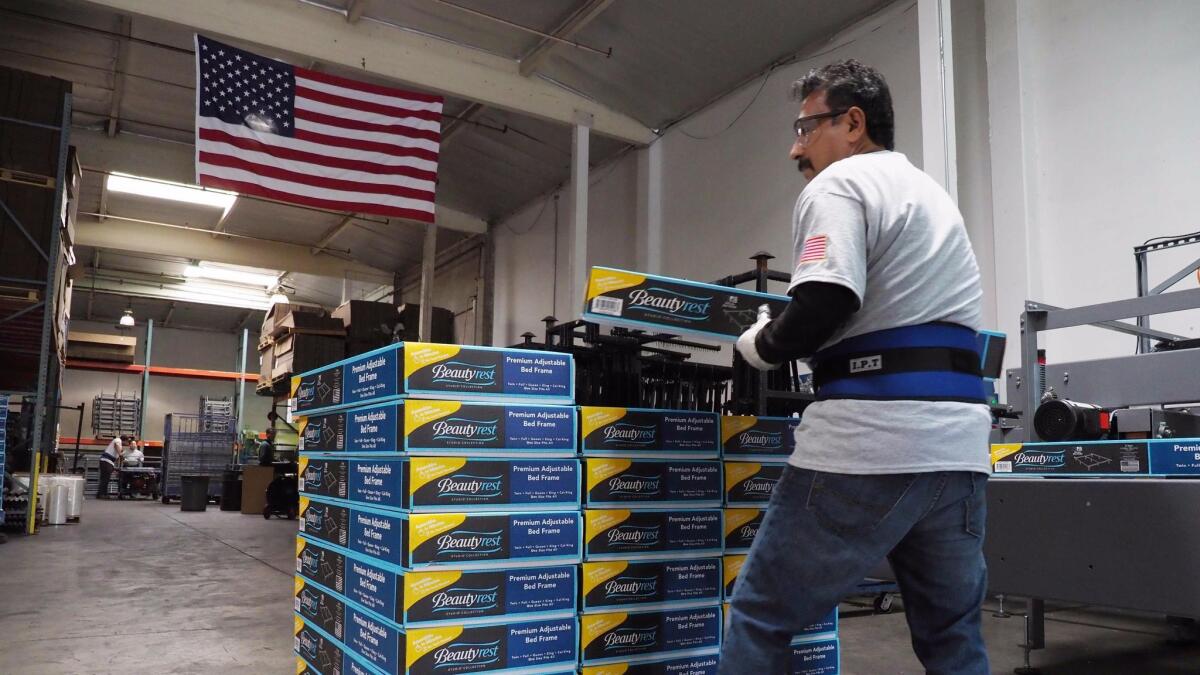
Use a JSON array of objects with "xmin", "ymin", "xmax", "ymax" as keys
[
  {"xmin": 118, "ymin": 309, "xmax": 135, "ymax": 327},
  {"xmin": 106, "ymin": 172, "xmax": 237, "ymax": 211},
  {"xmin": 184, "ymin": 262, "xmax": 279, "ymax": 288},
  {"xmin": 269, "ymin": 292, "xmax": 290, "ymax": 304}
]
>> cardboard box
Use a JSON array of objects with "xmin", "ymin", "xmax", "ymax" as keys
[
  {"xmin": 991, "ymin": 439, "xmax": 1200, "ymax": 476},
  {"xmin": 580, "ymin": 653, "xmax": 719, "ymax": 675},
  {"xmin": 721, "ymin": 416, "xmax": 800, "ymax": 462},
  {"xmin": 299, "ymin": 535, "xmax": 577, "ymax": 626},
  {"xmin": 292, "ymin": 343, "xmax": 575, "ymax": 414},
  {"xmin": 723, "ymin": 462, "xmax": 785, "ymax": 506},
  {"xmin": 265, "ymin": 302, "xmax": 326, "ymax": 337},
  {"xmin": 582, "ymin": 266, "xmax": 789, "ymax": 342},
  {"xmin": 790, "ymin": 637, "xmax": 840, "ymax": 675},
  {"xmin": 296, "ymin": 577, "xmax": 348, "ymax": 643},
  {"xmin": 584, "ymin": 509, "xmax": 723, "ymax": 561},
  {"xmin": 722, "ymin": 509, "xmax": 764, "ymax": 553},
  {"xmin": 579, "ymin": 605, "xmax": 722, "ymax": 665},
  {"xmin": 582, "ymin": 558, "xmax": 722, "ymax": 612},
  {"xmin": 274, "ymin": 333, "xmax": 345, "ymax": 381},
  {"xmin": 579, "ymin": 407, "xmax": 720, "ymax": 459},
  {"xmin": 298, "ymin": 400, "xmax": 578, "ymax": 457},
  {"xmin": 299, "ymin": 496, "xmax": 582, "ymax": 569},
  {"xmin": 294, "ymin": 614, "xmax": 374, "ymax": 675},
  {"xmin": 241, "ymin": 465, "xmax": 276, "ymax": 515},
  {"xmin": 721, "ymin": 555, "xmax": 744, "ymax": 600},
  {"xmin": 299, "ymin": 455, "xmax": 581, "ymax": 512},
  {"xmin": 585, "ymin": 459, "xmax": 722, "ymax": 508}
]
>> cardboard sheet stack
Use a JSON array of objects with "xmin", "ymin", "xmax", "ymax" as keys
[{"xmin": 292, "ymin": 342, "xmax": 581, "ymax": 675}]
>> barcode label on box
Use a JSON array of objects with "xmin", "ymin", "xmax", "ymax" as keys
[
  {"xmin": 591, "ymin": 296, "xmax": 623, "ymax": 316},
  {"xmin": 993, "ymin": 461, "xmax": 1012, "ymax": 473},
  {"xmin": 1120, "ymin": 459, "xmax": 1141, "ymax": 472}
]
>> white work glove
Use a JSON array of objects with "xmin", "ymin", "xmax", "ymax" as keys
[{"xmin": 735, "ymin": 304, "xmax": 780, "ymax": 371}]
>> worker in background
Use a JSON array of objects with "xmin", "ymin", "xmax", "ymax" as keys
[
  {"xmin": 97, "ymin": 435, "xmax": 125, "ymax": 499},
  {"xmin": 723, "ymin": 60, "xmax": 991, "ymax": 674},
  {"xmin": 122, "ymin": 438, "xmax": 144, "ymax": 467},
  {"xmin": 257, "ymin": 428, "xmax": 276, "ymax": 466}
]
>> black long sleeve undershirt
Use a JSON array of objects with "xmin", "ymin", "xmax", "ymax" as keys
[{"xmin": 753, "ymin": 281, "xmax": 861, "ymax": 364}]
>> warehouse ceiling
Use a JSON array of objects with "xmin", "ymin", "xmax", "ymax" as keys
[{"xmin": 0, "ymin": 0, "xmax": 892, "ymax": 326}]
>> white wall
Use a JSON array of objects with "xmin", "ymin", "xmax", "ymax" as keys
[
  {"xmin": 983, "ymin": 0, "xmax": 1200, "ymax": 369},
  {"xmin": 494, "ymin": 1, "xmax": 920, "ymax": 346},
  {"xmin": 62, "ymin": 320, "xmax": 273, "ymax": 443},
  {"xmin": 493, "ymin": 149, "xmax": 638, "ymax": 345}
]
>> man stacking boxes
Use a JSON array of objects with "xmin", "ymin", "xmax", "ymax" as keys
[
  {"xmin": 578, "ymin": 406, "xmax": 725, "ymax": 672},
  {"xmin": 293, "ymin": 342, "xmax": 582, "ymax": 675},
  {"xmin": 720, "ymin": 414, "xmax": 840, "ymax": 675}
]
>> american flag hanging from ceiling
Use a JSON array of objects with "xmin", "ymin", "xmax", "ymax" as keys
[{"xmin": 193, "ymin": 35, "xmax": 442, "ymax": 222}]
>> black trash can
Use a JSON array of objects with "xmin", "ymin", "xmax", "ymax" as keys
[
  {"xmin": 180, "ymin": 474, "xmax": 211, "ymax": 512},
  {"xmin": 219, "ymin": 469, "xmax": 243, "ymax": 512}
]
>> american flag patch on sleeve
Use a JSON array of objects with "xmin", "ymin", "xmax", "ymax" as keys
[{"xmin": 798, "ymin": 235, "xmax": 828, "ymax": 263}]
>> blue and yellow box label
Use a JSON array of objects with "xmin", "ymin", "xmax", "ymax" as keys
[
  {"xmin": 404, "ymin": 400, "xmax": 577, "ymax": 456},
  {"xmin": 580, "ymin": 407, "xmax": 720, "ymax": 459},
  {"xmin": 790, "ymin": 637, "xmax": 840, "ymax": 675},
  {"xmin": 723, "ymin": 462, "xmax": 785, "ymax": 506},
  {"xmin": 722, "ymin": 508, "xmax": 764, "ymax": 553},
  {"xmin": 582, "ymin": 558, "xmax": 722, "ymax": 612},
  {"xmin": 721, "ymin": 415, "xmax": 799, "ymax": 461},
  {"xmin": 579, "ymin": 605, "xmax": 722, "ymax": 665},
  {"xmin": 586, "ymin": 459, "xmax": 722, "ymax": 507},
  {"xmin": 584, "ymin": 509, "xmax": 723, "ymax": 561},
  {"xmin": 580, "ymin": 653, "xmax": 720, "ymax": 675}
]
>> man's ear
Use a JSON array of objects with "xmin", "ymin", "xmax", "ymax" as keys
[{"xmin": 845, "ymin": 106, "xmax": 867, "ymax": 142}]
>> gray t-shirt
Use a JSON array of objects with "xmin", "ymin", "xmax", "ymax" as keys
[{"xmin": 787, "ymin": 150, "xmax": 991, "ymax": 475}]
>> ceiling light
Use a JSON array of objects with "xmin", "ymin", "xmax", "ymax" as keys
[
  {"xmin": 118, "ymin": 309, "xmax": 135, "ymax": 327},
  {"xmin": 184, "ymin": 262, "xmax": 279, "ymax": 288},
  {"xmin": 106, "ymin": 172, "xmax": 237, "ymax": 211}
]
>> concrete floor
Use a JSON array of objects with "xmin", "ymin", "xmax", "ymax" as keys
[{"xmin": 1, "ymin": 499, "xmax": 1197, "ymax": 674}]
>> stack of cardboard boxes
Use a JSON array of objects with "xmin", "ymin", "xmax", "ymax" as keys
[
  {"xmin": 292, "ymin": 341, "xmax": 581, "ymax": 675},
  {"xmin": 577, "ymin": 407, "xmax": 725, "ymax": 674},
  {"xmin": 720, "ymin": 415, "xmax": 840, "ymax": 675}
]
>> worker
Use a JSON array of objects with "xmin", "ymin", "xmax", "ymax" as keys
[
  {"xmin": 257, "ymin": 428, "xmax": 276, "ymax": 466},
  {"xmin": 122, "ymin": 438, "xmax": 144, "ymax": 467},
  {"xmin": 723, "ymin": 60, "xmax": 991, "ymax": 674},
  {"xmin": 97, "ymin": 435, "xmax": 125, "ymax": 499}
]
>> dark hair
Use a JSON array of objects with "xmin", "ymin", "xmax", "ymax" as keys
[{"xmin": 793, "ymin": 59, "xmax": 894, "ymax": 151}]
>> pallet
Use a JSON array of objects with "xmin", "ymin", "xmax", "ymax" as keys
[
  {"xmin": 255, "ymin": 371, "xmax": 292, "ymax": 397},
  {"xmin": 0, "ymin": 167, "xmax": 56, "ymax": 190}
]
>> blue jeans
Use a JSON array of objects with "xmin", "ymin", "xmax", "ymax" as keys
[{"xmin": 719, "ymin": 467, "xmax": 989, "ymax": 675}]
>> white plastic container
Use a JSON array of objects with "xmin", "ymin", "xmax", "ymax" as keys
[{"xmin": 65, "ymin": 476, "xmax": 85, "ymax": 518}]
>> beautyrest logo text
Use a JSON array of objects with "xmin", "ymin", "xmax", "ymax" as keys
[
  {"xmin": 607, "ymin": 524, "xmax": 661, "ymax": 547},
  {"xmin": 604, "ymin": 576, "xmax": 658, "ymax": 598},
  {"xmin": 432, "ymin": 640, "xmax": 501, "ymax": 667},
  {"xmin": 436, "ymin": 529, "xmax": 504, "ymax": 554},
  {"xmin": 1014, "ymin": 450, "xmax": 1065, "ymax": 468},
  {"xmin": 607, "ymin": 474, "xmax": 662, "ymax": 494},
  {"xmin": 741, "ymin": 476, "xmax": 778, "ymax": 493},
  {"xmin": 429, "ymin": 361, "xmax": 496, "ymax": 385},
  {"xmin": 431, "ymin": 418, "xmax": 499, "ymax": 441},
  {"xmin": 737, "ymin": 430, "xmax": 783, "ymax": 449},
  {"xmin": 626, "ymin": 287, "xmax": 712, "ymax": 321},
  {"xmin": 603, "ymin": 423, "xmax": 656, "ymax": 446},
  {"xmin": 604, "ymin": 627, "xmax": 658, "ymax": 650},
  {"xmin": 430, "ymin": 586, "xmax": 501, "ymax": 612},
  {"xmin": 436, "ymin": 474, "xmax": 503, "ymax": 497},
  {"xmin": 295, "ymin": 382, "xmax": 315, "ymax": 403}
]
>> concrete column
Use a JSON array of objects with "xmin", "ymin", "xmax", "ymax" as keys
[
  {"xmin": 418, "ymin": 223, "xmax": 437, "ymax": 341},
  {"xmin": 918, "ymin": 0, "xmax": 958, "ymax": 201},
  {"xmin": 635, "ymin": 139, "xmax": 663, "ymax": 274},
  {"xmin": 567, "ymin": 114, "xmax": 592, "ymax": 318}
]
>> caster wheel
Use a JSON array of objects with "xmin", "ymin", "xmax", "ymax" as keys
[
  {"xmin": 874, "ymin": 593, "xmax": 895, "ymax": 614},
  {"xmin": 263, "ymin": 507, "xmax": 271, "ymax": 520}
]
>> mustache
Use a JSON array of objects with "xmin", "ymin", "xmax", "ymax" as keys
[{"xmin": 797, "ymin": 159, "xmax": 813, "ymax": 173}]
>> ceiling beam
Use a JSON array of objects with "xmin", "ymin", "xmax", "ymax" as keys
[
  {"xmin": 82, "ymin": 0, "xmax": 656, "ymax": 144},
  {"xmin": 163, "ymin": 301, "xmax": 176, "ymax": 326},
  {"xmin": 106, "ymin": 14, "xmax": 133, "ymax": 136},
  {"xmin": 211, "ymin": 196, "xmax": 237, "ymax": 237},
  {"xmin": 441, "ymin": 102, "xmax": 485, "ymax": 146},
  {"xmin": 71, "ymin": 128, "xmax": 489, "ymax": 234},
  {"xmin": 311, "ymin": 213, "xmax": 357, "ymax": 255},
  {"xmin": 519, "ymin": 0, "xmax": 614, "ymax": 77},
  {"xmin": 75, "ymin": 215, "xmax": 392, "ymax": 282}
]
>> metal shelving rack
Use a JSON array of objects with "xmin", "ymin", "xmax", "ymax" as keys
[
  {"xmin": 160, "ymin": 413, "xmax": 236, "ymax": 503},
  {"xmin": 91, "ymin": 392, "xmax": 141, "ymax": 439},
  {"xmin": 0, "ymin": 88, "xmax": 72, "ymax": 535}
]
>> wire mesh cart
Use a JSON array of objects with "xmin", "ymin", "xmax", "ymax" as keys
[{"xmin": 160, "ymin": 414, "xmax": 235, "ymax": 504}]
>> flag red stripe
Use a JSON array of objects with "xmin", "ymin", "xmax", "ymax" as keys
[
  {"xmin": 293, "ymin": 107, "xmax": 441, "ymax": 143},
  {"xmin": 293, "ymin": 127, "xmax": 439, "ymax": 162},
  {"xmin": 198, "ymin": 151, "xmax": 436, "ymax": 201},
  {"xmin": 295, "ymin": 66, "xmax": 444, "ymax": 104},
  {"xmin": 296, "ymin": 86, "xmax": 442, "ymax": 123},
  {"xmin": 198, "ymin": 128, "xmax": 437, "ymax": 182},
  {"xmin": 199, "ymin": 174, "xmax": 436, "ymax": 223}
]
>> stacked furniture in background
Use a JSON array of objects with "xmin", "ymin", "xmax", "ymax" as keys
[
  {"xmin": 293, "ymin": 341, "xmax": 580, "ymax": 675},
  {"xmin": 720, "ymin": 414, "xmax": 840, "ymax": 675},
  {"xmin": 257, "ymin": 304, "xmax": 346, "ymax": 396},
  {"xmin": 577, "ymin": 406, "xmax": 724, "ymax": 674}
]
